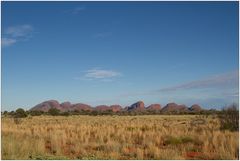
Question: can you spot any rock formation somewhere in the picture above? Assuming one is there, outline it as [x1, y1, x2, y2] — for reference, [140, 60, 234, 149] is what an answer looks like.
[189, 104, 202, 112]
[146, 104, 161, 110]
[30, 100, 203, 113]
[127, 101, 145, 111]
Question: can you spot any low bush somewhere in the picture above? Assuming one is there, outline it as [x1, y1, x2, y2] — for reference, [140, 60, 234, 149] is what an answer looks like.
[29, 110, 44, 116]
[218, 104, 239, 131]
[48, 108, 60, 116]
[14, 108, 27, 118]
[29, 154, 69, 160]
[180, 136, 194, 143]
[61, 112, 70, 116]
[163, 136, 182, 145]
[163, 136, 200, 146]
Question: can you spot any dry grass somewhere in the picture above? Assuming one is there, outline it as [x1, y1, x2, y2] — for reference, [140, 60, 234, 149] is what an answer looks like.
[1, 115, 239, 160]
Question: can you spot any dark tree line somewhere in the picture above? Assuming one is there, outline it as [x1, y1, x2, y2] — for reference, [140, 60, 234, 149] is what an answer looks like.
[2, 104, 239, 132]
[218, 103, 239, 131]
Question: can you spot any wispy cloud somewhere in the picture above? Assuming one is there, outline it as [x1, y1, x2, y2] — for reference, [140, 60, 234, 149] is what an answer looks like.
[71, 6, 85, 14]
[85, 69, 121, 79]
[1, 38, 17, 47]
[76, 68, 122, 81]
[5, 25, 33, 38]
[119, 70, 239, 98]
[222, 91, 239, 97]
[93, 32, 112, 38]
[2, 24, 34, 47]
[158, 70, 238, 92]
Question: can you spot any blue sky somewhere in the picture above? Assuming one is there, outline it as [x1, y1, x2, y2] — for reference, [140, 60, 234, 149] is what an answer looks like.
[2, 2, 239, 111]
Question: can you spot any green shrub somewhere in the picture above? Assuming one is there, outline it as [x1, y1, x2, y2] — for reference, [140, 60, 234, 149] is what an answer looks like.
[14, 108, 27, 118]
[3, 111, 8, 115]
[29, 154, 69, 160]
[218, 103, 239, 131]
[81, 154, 99, 160]
[48, 108, 60, 116]
[61, 111, 70, 116]
[180, 136, 194, 143]
[90, 111, 99, 116]
[9, 111, 15, 116]
[163, 136, 199, 146]
[163, 136, 182, 145]
[29, 110, 43, 116]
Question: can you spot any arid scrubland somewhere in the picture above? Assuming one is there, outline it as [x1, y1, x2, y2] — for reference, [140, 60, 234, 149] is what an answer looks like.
[1, 115, 239, 160]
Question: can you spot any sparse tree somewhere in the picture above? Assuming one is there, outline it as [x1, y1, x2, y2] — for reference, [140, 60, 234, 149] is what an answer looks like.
[14, 108, 27, 118]
[3, 111, 8, 115]
[218, 103, 239, 131]
[29, 110, 44, 116]
[61, 111, 70, 116]
[48, 108, 60, 116]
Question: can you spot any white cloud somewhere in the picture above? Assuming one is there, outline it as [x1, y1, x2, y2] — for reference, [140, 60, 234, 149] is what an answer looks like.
[1, 38, 17, 47]
[5, 25, 33, 38]
[2, 24, 34, 47]
[119, 70, 239, 98]
[76, 68, 122, 81]
[158, 70, 238, 92]
[84, 69, 121, 79]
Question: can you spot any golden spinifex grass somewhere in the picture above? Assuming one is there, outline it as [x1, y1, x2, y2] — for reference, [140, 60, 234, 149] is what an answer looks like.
[1, 115, 239, 159]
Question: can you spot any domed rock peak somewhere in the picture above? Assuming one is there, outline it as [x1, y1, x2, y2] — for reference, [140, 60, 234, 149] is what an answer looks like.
[147, 104, 161, 110]
[189, 104, 202, 112]
[128, 101, 145, 110]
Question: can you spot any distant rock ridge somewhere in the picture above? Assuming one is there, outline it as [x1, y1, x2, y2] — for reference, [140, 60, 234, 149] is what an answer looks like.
[109, 105, 122, 112]
[161, 103, 203, 113]
[60, 102, 71, 110]
[126, 101, 145, 111]
[31, 100, 62, 112]
[189, 104, 202, 112]
[146, 104, 161, 110]
[71, 103, 92, 111]
[30, 100, 202, 112]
